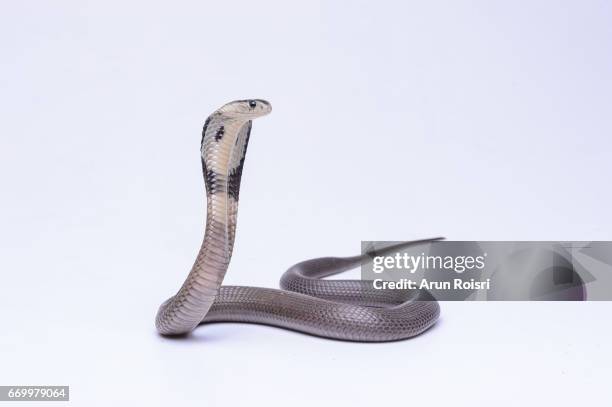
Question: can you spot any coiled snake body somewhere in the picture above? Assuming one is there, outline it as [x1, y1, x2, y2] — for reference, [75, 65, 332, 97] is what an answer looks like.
[155, 99, 440, 341]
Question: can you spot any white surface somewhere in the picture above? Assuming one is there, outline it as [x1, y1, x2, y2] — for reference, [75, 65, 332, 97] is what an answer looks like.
[1, 1, 611, 406]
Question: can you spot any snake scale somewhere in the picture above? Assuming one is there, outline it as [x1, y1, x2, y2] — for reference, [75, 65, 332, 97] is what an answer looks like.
[155, 99, 440, 341]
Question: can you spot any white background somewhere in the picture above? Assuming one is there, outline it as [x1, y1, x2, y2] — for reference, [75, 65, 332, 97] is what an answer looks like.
[1, 1, 611, 406]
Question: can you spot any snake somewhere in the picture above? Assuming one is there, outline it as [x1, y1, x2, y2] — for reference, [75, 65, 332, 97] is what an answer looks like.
[155, 99, 441, 342]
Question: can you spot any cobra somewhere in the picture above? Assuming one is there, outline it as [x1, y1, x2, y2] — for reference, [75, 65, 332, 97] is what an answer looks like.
[155, 99, 441, 341]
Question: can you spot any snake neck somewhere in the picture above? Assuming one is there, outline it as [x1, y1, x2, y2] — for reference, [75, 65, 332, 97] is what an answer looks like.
[155, 115, 252, 335]
[200, 115, 252, 266]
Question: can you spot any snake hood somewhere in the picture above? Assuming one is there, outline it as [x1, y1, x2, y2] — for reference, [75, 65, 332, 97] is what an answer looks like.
[199, 99, 271, 198]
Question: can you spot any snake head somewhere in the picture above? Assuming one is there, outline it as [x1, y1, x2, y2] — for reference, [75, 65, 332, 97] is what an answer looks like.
[217, 99, 272, 120]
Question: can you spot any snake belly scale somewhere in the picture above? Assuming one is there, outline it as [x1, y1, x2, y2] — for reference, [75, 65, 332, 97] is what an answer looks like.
[155, 99, 440, 341]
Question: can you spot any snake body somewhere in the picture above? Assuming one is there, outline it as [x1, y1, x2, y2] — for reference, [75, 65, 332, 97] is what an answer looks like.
[155, 99, 440, 341]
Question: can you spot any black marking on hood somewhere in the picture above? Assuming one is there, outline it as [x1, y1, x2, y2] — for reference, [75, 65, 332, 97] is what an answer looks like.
[227, 122, 252, 201]
[201, 158, 211, 193]
[201, 162, 224, 195]
[201, 116, 211, 147]
[215, 125, 225, 141]
[201, 116, 213, 192]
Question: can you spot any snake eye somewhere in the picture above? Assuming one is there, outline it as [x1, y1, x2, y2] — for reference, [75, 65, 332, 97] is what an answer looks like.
[248, 100, 257, 109]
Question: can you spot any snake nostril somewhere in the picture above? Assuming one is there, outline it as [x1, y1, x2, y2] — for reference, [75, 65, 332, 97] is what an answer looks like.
[248, 100, 257, 109]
